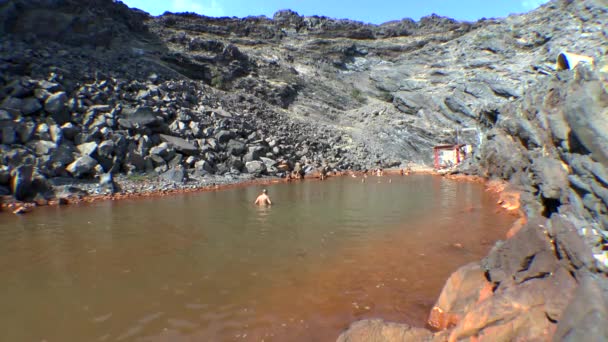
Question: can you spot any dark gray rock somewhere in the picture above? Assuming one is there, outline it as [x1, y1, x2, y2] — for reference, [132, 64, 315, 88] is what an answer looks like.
[148, 154, 166, 167]
[444, 95, 476, 118]
[0, 185, 10, 196]
[500, 117, 543, 148]
[531, 157, 568, 200]
[33, 140, 58, 156]
[245, 160, 266, 174]
[44, 92, 69, 123]
[550, 215, 597, 271]
[66, 155, 98, 178]
[392, 91, 425, 115]
[98, 140, 115, 157]
[60, 122, 79, 141]
[260, 157, 277, 168]
[159, 134, 198, 155]
[226, 139, 246, 156]
[124, 151, 145, 172]
[243, 146, 265, 162]
[547, 110, 570, 144]
[488, 82, 521, 98]
[194, 159, 216, 174]
[554, 274, 608, 341]
[49, 124, 63, 144]
[482, 219, 557, 289]
[0, 109, 12, 121]
[564, 78, 608, 166]
[228, 157, 244, 171]
[149, 142, 176, 161]
[479, 129, 528, 180]
[161, 168, 187, 183]
[0, 97, 23, 115]
[568, 175, 592, 194]
[215, 130, 234, 144]
[20, 97, 42, 115]
[167, 154, 183, 168]
[0, 165, 10, 185]
[588, 159, 608, 187]
[77, 141, 98, 156]
[1, 126, 16, 144]
[9, 164, 34, 200]
[118, 106, 160, 129]
[590, 180, 608, 208]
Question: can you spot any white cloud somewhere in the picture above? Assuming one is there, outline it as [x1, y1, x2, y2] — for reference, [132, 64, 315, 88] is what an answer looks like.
[171, 0, 224, 17]
[521, 0, 549, 10]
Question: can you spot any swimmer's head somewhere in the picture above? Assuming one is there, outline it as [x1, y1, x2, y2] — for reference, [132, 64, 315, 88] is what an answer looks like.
[262, 189, 267, 194]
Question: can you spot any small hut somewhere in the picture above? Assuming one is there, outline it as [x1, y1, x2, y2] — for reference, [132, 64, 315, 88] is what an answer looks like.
[433, 144, 466, 170]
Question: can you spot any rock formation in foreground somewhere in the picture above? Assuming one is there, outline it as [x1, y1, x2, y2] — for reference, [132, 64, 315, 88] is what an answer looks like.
[1, 0, 607, 340]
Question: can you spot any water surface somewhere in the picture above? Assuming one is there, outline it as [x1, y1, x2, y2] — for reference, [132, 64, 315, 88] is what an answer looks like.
[0, 175, 514, 341]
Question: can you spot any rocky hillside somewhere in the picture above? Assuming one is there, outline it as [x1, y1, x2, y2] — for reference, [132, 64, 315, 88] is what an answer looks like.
[1, 0, 608, 339]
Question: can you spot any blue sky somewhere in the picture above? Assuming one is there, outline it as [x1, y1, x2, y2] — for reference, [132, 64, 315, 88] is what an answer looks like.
[120, 0, 550, 24]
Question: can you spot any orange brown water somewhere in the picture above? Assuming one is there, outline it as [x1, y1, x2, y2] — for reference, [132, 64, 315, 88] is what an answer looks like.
[0, 175, 514, 341]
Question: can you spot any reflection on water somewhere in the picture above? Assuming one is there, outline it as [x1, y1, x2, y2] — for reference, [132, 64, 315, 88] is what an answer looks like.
[0, 175, 514, 341]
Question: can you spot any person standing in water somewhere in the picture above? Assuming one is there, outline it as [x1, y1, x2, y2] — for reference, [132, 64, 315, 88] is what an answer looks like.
[254, 189, 272, 206]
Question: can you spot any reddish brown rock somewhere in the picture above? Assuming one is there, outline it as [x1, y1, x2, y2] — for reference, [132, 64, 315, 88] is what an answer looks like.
[428, 262, 489, 330]
[428, 219, 580, 341]
[446, 271, 576, 342]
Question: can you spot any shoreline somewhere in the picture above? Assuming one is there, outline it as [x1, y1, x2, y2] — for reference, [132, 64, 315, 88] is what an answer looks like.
[1, 166, 441, 213]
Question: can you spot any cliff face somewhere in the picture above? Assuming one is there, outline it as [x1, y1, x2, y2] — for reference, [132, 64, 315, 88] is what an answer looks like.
[1, 0, 608, 339]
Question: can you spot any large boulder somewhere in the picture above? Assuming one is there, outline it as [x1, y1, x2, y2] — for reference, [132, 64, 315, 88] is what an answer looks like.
[194, 160, 216, 174]
[1, 125, 16, 145]
[226, 139, 246, 156]
[149, 142, 176, 161]
[98, 140, 115, 157]
[564, 74, 608, 166]
[479, 129, 528, 180]
[66, 155, 98, 178]
[118, 106, 160, 129]
[215, 130, 234, 144]
[245, 160, 266, 174]
[243, 146, 265, 162]
[20, 97, 42, 115]
[531, 157, 568, 200]
[77, 141, 98, 157]
[0, 97, 23, 115]
[0, 109, 12, 121]
[482, 220, 559, 289]
[161, 168, 187, 183]
[392, 92, 425, 115]
[10, 164, 34, 200]
[60, 122, 79, 141]
[159, 134, 198, 155]
[44, 92, 69, 123]
[428, 262, 489, 330]
[124, 151, 146, 172]
[33, 140, 57, 156]
[554, 274, 608, 341]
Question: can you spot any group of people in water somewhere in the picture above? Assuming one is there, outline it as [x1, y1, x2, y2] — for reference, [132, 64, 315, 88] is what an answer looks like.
[255, 166, 414, 206]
